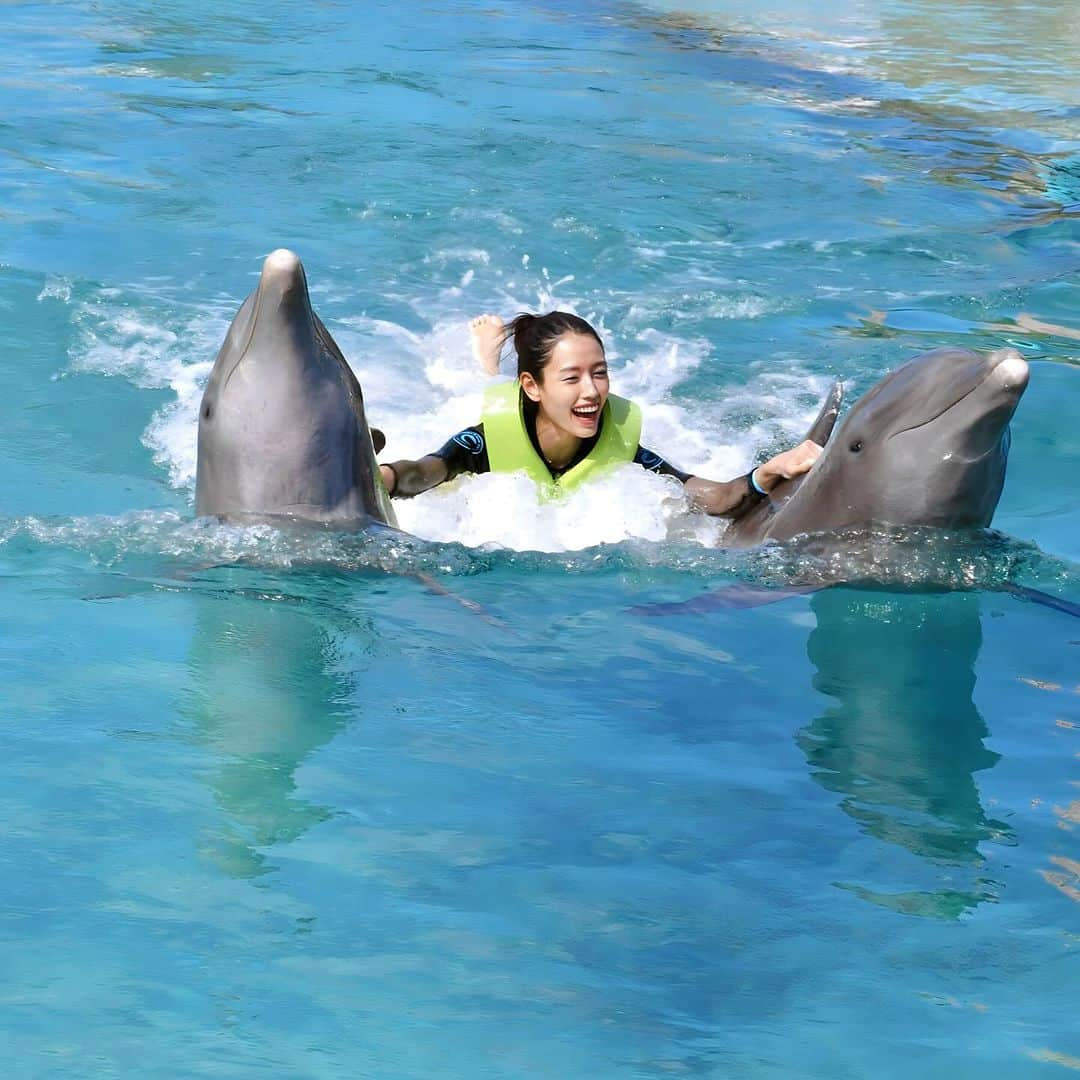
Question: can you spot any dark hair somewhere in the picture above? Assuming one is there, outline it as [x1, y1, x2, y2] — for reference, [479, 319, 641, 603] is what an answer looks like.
[504, 311, 604, 383]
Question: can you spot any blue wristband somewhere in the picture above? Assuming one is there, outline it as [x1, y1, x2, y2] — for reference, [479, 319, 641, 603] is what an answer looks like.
[748, 468, 768, 496]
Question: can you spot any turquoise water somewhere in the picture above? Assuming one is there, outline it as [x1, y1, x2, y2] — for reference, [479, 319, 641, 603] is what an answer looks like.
[2, 1, 1079, 1075]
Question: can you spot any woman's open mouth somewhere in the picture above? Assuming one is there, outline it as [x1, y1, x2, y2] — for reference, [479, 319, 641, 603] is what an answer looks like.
[572, 403, 600, 426]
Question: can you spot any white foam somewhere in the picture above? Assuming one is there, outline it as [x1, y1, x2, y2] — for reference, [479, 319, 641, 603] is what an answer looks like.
[37, 276, 73, 303]
[65, 287, 228, 488]
[393, 466, 725, 553]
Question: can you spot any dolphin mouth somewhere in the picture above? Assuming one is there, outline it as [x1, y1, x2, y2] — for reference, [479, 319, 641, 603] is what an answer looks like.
[220, 289, 263, 396]
[889, 349, 1029, 440]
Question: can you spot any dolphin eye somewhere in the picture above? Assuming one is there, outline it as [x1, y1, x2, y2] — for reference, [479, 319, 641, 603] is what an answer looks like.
[849, 439, 863, 452]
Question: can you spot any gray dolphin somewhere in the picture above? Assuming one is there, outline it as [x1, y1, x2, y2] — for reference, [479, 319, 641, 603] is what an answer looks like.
[725, 346, 1029, 547]
[195, 249, 396, 529]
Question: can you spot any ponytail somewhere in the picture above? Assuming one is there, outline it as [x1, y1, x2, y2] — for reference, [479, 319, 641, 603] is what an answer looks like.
[505, 311, 604, 383]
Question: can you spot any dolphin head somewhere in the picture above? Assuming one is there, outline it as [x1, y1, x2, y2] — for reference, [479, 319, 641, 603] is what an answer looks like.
[770, 347, 1028, 538]
[195, 249, 395, 528]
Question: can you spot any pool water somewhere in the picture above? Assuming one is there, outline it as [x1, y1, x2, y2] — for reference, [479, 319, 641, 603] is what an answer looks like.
[1, 1, 1078, 1075]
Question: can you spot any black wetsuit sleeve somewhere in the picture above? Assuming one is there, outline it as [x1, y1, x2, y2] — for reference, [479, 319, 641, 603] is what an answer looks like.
[635, 445, 692, 484]
[429, 424, 491, 482]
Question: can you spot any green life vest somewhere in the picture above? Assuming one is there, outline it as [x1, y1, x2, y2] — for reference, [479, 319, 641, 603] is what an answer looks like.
[481, 381, 642, 498]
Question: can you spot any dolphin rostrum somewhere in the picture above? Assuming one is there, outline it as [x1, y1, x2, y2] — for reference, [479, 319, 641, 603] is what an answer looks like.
[195, 249, 396, 529]
[724, 346, 1029, 547]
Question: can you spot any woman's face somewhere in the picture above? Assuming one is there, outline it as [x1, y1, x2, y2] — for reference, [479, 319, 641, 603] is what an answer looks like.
[521, 332, 609, 440]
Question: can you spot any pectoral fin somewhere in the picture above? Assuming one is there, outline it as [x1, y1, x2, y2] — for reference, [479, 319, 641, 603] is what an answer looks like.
[630, 583, 820, 615]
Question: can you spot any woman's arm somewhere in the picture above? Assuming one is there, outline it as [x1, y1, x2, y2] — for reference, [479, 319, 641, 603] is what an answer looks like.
[684, 439, 822, 518]
[380, 424, 490, 498]
[381, 456, 450, 499]
[683, 473, 761, 518]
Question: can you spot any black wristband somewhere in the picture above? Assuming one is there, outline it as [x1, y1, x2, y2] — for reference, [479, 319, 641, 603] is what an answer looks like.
[744, 469, 767, 503]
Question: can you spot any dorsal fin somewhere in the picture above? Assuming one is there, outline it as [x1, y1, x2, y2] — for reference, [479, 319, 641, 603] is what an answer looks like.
[805, 380, 843, 447]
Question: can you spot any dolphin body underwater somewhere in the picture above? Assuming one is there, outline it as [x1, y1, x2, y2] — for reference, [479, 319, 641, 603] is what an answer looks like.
[196, 249, 396, 529]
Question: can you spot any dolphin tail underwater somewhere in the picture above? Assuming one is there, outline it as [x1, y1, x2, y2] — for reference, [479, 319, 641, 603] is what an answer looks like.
[195, 249, 397, 529]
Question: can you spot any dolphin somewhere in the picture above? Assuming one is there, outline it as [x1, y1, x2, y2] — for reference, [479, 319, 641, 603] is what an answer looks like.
[195, 249, 396, 529]
[724, 346, 1029, 547]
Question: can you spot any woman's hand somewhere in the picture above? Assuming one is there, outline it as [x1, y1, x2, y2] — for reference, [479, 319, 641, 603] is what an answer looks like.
[754, 439, 822, 492]
[380, 464, 397, 494]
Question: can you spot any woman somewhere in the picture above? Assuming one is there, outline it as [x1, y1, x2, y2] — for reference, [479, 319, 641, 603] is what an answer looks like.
[379, 311, 820, 516]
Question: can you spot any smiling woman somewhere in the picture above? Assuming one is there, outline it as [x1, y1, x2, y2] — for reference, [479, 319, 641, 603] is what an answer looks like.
[380, 311, 822, 515]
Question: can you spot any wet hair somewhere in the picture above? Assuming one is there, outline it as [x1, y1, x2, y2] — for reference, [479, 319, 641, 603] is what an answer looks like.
[504, 311, 604, 383]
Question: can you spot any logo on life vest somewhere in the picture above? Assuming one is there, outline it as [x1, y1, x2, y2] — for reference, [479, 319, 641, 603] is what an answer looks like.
[453, 430, 485, 455]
